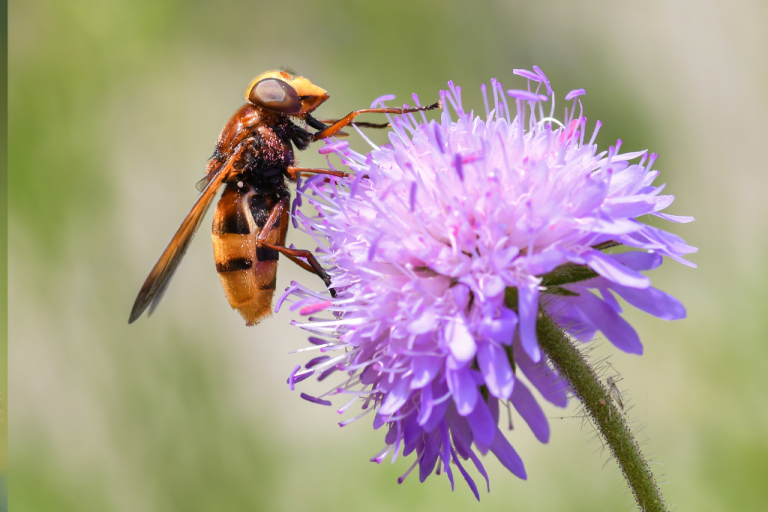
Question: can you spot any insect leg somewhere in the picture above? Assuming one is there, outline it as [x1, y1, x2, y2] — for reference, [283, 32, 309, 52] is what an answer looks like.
[257, 198, 335, 296]
[284, 253, 316, 274]
[286, 166, 349, 180]
[315, 120, 391, 129]
[311, 101, 441, 141]
[260, 242, 334, 296]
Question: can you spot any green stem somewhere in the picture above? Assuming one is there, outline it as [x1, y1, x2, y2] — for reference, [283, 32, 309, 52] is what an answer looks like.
[534, 311, 668, 512]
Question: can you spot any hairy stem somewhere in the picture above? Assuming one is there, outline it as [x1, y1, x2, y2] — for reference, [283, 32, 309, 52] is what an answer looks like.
[534, 311, 668, 512]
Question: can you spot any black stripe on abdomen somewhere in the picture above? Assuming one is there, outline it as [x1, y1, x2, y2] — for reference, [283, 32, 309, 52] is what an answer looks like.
[249, 195, 271, 228]
[212, 184, 251, 235]
[256, 246, 279, 261]
[216, 258, 253, 273]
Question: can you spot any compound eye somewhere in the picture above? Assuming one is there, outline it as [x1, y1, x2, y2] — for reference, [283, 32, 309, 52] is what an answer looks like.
[248, 78, 301, 114]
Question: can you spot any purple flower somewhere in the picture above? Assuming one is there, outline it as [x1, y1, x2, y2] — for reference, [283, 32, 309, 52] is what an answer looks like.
[277, 67, 695, 499]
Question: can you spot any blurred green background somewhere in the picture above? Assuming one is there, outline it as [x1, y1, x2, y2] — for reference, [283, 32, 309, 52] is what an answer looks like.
[8, 0, 768, 510]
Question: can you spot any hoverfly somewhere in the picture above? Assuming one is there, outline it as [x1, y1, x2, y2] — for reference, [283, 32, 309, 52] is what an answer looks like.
[129, 70, 439, 326]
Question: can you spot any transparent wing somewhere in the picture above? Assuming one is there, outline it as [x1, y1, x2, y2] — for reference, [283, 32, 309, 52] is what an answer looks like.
[128, 160, 236, 323]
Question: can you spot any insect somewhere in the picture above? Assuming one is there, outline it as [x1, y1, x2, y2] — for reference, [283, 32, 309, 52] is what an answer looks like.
[129, 70, 439, 326]
[606, 376, 624, 410]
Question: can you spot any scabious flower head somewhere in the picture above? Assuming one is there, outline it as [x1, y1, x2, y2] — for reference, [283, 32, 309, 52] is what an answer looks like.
[277, 67, 696, 499]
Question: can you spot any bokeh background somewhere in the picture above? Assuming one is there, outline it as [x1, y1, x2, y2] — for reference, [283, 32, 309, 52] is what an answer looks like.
[8, 0, 768, 510]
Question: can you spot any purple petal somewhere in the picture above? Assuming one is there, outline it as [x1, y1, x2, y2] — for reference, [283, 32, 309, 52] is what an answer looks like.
[512, 69, 541, 81]
[287, 371, 314, 386]
[418, 434, 440, 482]
[612, 149, 649, 163]
[527, 249, 567, 275]
[654, 212, 695, 223]
[454, 153, 464, 181]
[317, 366, 338, 382]
[583, 250, 650, 289]
[609, 284, 686, 320]
[477, 342, 514, 399]
[409, 181, 417, 212]
[511, 380, 550, 443]
[422, 381, 451, 432]
[489, 429, 527, 480]
[565, 89, 586, 100]
[380, 376, 413, 415]
[478, 307, 518, 346]
[451, 446, 480, 501]
[465, 399, 496, 446]
[518, 283, 541, 362]
[448, 367, 479, 416]
[470, 454, 491, 494]
[438, 423, 454, 490]
[587, 218, 644, 235]
[373, 413, 387, 430]
[571, 176, 608, 216]
[507, 89, 548, 102]
[370, 94, 396, 108]
[487, 396, 500, 426]
[403, 414, 422, 456]
[649, 194, 675, 212]
[599, 287, 622, 313]
[556, 303, 599, 342]
[407, 309, 437, 334]
[480, 275, 505, 298]
[515, 341, 568, 407]
[446, 315, 477, 363]
[360, 364, 381, 385]
[417, 381, 433, 426]
[385, 423, 398, 445]
[532, 66, 553, 96]
[288, 364, 301, 390]
[306, 356, 331, 369]
[611, 251, 662, 271]
[318, 140, 349, 155]
[571, 291, 643, 354]
[452, 432, 490, 493]
[604, 198, 656, 218]
[448, 407, 474, 446]
[300, 393, 332, 406]
[411, 355, 443, 389]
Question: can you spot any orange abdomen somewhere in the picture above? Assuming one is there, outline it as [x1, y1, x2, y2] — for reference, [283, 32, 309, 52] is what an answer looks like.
[211, 184, 287, 326]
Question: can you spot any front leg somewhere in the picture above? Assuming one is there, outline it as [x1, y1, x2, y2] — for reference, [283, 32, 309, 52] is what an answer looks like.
[311, 102, 441, 141]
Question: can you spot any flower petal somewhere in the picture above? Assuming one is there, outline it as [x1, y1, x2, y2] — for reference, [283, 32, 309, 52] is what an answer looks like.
[422, 380, 451, 431]
[582, 250, 650, 289]
[408, 309, 437, 334]
[477, 342, 514, 400]
[418, 434, 440, 483]
[611, 251, 662, 271]
[489, 429, 527, 480]
[465, 399, 497, 446]
[527, 249, 566, 275]
[609, 284, 686, 320]
[478, 307, 518, 346]
[514, 340, 568, 407]
[448, 368, 479, 416]
[511, 380, 550, 443]
[571, 290, 643, 354]
[446, 315, 477, 364]
[379, 376, 413, 415]
[411, 355, 443, 389]
[517, 283, 541, 362]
